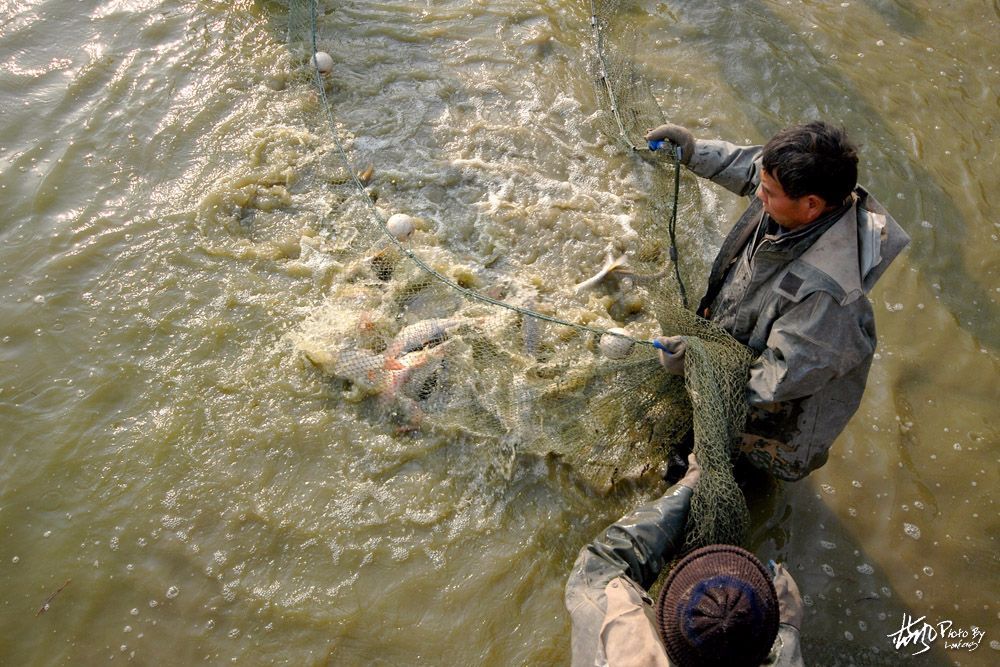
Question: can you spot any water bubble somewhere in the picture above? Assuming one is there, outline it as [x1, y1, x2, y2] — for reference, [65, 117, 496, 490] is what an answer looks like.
[851, 480, 862, 488]
[857, 563, 874, 575]
[821, 564, 835, 577]
[123, 625, 132, 633]
[130, 608, 139, 616]
[802, 595, 814, 607]
[206, 619, 216, 630]
[165, 586, 179, 599]
[859, 620, 868, 631]
[916, 590, 923, 600]
[149, 599, 158, 608]
[43, 530, 51, 538]
[914, 501, 925, 510]
[845, 631, 854, 641]
[880, 587, 892, 598]
[922, 566, 934, 577]
[228, 628, 240, 639]
[33, 295, 45, 304]
[12, 556, 19, 564]
[990, 639, 999, 650]
[110, 536, 119, 551]
[847, 507, 857, 517]
[903, 523, 921, 539]
[821, 484, 835, 495]
[819, 540, 837, 550]
[953, 442, 962, 451]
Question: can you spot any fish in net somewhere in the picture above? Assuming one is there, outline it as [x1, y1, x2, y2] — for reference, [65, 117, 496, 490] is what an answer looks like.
[277, 0, 753, 550]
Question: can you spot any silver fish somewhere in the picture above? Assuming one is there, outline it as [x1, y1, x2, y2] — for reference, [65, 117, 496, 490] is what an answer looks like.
[574, 253, 629, 293]
[384, 317, 475, 359]
[306, 344, 451, 402]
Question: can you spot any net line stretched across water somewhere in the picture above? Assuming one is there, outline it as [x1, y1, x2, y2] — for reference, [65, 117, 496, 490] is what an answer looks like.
[282, 0, 753, 548]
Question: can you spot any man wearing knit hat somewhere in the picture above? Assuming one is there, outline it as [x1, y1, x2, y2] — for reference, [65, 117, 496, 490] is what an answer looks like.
[565, 454, 805, 666]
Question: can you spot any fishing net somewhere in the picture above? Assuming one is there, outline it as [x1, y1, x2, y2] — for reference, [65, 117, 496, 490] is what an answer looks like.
[275, 0, 752, 548]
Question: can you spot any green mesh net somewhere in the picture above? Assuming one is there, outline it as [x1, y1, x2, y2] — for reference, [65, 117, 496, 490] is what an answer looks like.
[276, 0, 753, 549]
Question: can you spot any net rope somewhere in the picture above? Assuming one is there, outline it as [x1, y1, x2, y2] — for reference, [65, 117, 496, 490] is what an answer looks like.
[281, 0, 754, 548]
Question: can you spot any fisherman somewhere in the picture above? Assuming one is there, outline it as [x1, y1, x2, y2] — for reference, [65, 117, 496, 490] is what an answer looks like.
[565, 453, 805, 666]
[647, 121, 909, 481]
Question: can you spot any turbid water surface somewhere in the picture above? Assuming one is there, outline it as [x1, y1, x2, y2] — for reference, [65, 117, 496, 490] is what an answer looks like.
[1, 1, 997, 665]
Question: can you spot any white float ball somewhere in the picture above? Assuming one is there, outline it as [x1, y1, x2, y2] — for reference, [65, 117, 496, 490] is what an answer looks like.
[599, 327, 634, 360]
[312, 51, 334, 75]
[386, 213, 416, 240]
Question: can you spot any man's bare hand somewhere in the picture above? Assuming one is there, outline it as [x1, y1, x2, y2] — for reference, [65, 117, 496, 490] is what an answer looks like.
[678, 452, 701, 491]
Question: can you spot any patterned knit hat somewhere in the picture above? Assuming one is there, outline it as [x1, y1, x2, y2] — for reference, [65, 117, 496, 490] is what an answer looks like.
[655, 545, 779, 667]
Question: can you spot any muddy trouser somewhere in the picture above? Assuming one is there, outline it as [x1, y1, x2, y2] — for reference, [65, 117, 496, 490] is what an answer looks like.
[564, 485, 692, 667]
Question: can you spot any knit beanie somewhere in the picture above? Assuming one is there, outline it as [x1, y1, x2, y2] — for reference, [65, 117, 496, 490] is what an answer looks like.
[655, 545, 779, 667]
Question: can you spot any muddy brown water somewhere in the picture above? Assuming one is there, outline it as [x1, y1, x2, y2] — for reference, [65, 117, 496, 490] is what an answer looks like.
[1, 1, 996, 664]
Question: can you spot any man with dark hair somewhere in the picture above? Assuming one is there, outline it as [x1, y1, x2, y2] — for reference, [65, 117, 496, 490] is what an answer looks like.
[565, 454, 805, 666]
[646, 121, 909, 480]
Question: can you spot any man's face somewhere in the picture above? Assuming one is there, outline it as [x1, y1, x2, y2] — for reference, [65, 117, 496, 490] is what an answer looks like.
[756, 170, 824, 229]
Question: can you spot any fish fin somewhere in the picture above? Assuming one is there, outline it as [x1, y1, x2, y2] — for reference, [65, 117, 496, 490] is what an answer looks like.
[574, 253, 628, 293]
[356, 163, 375, 185]
[384, 357, 406, 370]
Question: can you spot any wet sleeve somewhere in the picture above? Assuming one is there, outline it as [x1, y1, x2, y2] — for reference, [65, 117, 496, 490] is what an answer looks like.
[687, 139, 763, 197]
[768, 625, 805, 667]
[564, 484, 692, 667]
[748, 292, 875, 404]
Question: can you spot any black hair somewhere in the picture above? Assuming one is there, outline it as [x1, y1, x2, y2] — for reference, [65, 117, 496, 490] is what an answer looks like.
[761, 121, 858, 204]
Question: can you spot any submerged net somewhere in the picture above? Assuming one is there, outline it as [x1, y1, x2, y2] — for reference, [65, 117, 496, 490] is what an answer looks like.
[276, 0, 753, 548]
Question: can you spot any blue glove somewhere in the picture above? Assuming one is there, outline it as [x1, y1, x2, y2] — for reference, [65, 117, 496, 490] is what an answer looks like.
[644, 124, 694, 165]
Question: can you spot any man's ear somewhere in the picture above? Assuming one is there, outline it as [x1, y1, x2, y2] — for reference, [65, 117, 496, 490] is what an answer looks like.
[804, 194, 829, 216]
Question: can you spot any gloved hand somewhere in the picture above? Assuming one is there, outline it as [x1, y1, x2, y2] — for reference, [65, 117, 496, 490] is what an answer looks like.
[772, 563, 805, 630]
[653, 335, 686, 375]
[644, 123, 695, 165]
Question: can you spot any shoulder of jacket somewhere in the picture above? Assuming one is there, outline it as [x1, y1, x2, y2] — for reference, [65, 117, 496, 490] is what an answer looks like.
[774, 205, 866, 306]
[772, 261, 849, 305]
